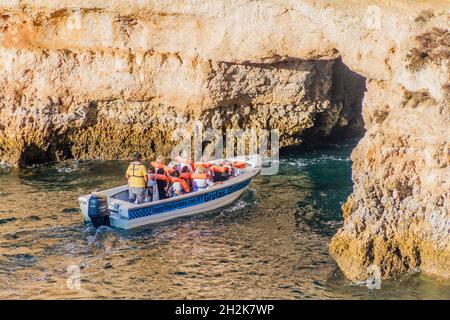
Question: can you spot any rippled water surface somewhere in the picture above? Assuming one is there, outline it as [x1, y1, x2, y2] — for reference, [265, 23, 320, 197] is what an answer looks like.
[1, 141, 450, 299]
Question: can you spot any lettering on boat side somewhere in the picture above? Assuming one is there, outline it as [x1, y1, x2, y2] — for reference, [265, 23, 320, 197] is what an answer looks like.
[128, 179, 251, 220]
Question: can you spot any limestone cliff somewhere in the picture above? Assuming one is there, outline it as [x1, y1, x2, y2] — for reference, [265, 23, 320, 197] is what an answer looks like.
[0, 0, 449, 281]
[0, 0, 364, 165]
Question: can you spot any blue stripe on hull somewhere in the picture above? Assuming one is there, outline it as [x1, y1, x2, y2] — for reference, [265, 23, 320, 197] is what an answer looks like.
[128, 178, 251, 220]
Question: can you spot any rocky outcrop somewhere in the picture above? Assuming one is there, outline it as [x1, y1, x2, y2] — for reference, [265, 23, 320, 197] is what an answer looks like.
[330, 28, 450, 280]
[0, 50, 347, 164]
[0, 0, 449, 281]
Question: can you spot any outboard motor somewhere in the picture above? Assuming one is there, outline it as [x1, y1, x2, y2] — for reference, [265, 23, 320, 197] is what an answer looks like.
[88, 193, 110, 228]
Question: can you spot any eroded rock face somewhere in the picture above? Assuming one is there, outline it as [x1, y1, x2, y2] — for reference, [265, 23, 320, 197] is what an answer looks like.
[0, 48, 356, 164]
[0, 1, 364, 166]
[327, 9, 449, 281]
[330, 84, 450, 280]
[0, 0, 449, 280]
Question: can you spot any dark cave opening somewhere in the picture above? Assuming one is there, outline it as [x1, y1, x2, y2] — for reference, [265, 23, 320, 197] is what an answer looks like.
[299, 58, 367, 146]
[19, 139, 73, 167]
[328, 58, 367, 140]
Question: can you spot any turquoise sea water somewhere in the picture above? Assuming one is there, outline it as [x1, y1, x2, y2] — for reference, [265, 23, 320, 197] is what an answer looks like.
[1, 140, 450, 299]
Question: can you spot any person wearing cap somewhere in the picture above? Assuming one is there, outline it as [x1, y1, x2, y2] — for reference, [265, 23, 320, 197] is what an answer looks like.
[125, 152, 148, 204]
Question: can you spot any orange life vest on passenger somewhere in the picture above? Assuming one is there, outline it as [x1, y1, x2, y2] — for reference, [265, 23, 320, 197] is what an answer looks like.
[150, 161, 164, 169]
[169, 177, 190, 193]
[150, 162, 175, 175]
[232, 161, 246, 169]
[191, 173, 209, 190]
[180, 172, 191, 180]
[194, 162, 213, 168]
[191, 173, 207, 179]
[210, 165, 229, 173]
[148, 173, 170, 181]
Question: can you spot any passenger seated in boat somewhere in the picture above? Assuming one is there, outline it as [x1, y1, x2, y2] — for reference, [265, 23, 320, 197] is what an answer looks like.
[146, 167, 156, 202]
[125, 152, 148, 204]
[168, 170, 190, 197]
[224, 161, 235, 176]
[192, 166, 214, 191]
[180, 165, 192, 190]
[210, 163, 230, 182]
[155, 168, 169, 200]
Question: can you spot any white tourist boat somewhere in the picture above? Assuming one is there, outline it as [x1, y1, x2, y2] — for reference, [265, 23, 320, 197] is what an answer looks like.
[78, 156, 261, 230]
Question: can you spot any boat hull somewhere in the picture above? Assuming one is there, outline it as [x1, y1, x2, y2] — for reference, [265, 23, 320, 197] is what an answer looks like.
[111, 184, 248, 229]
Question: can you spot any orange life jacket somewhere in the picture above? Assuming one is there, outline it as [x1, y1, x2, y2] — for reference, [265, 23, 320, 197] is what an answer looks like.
[232, 161, 247, 169]
[210, 165, 229, 173]
[191, 173, 207, 180]
[151, 162, 175, 174]
[148, 173, 170, 181]
[180, 172, 191, 180]
[194, 162, 213, 168]
[169, 177, 190, 193]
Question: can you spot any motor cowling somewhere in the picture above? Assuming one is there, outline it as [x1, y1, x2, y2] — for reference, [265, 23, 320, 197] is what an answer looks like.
[88, 193, 110, 228]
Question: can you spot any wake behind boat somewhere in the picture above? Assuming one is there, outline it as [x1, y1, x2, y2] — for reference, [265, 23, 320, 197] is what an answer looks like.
[79, 156, 261, 230]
